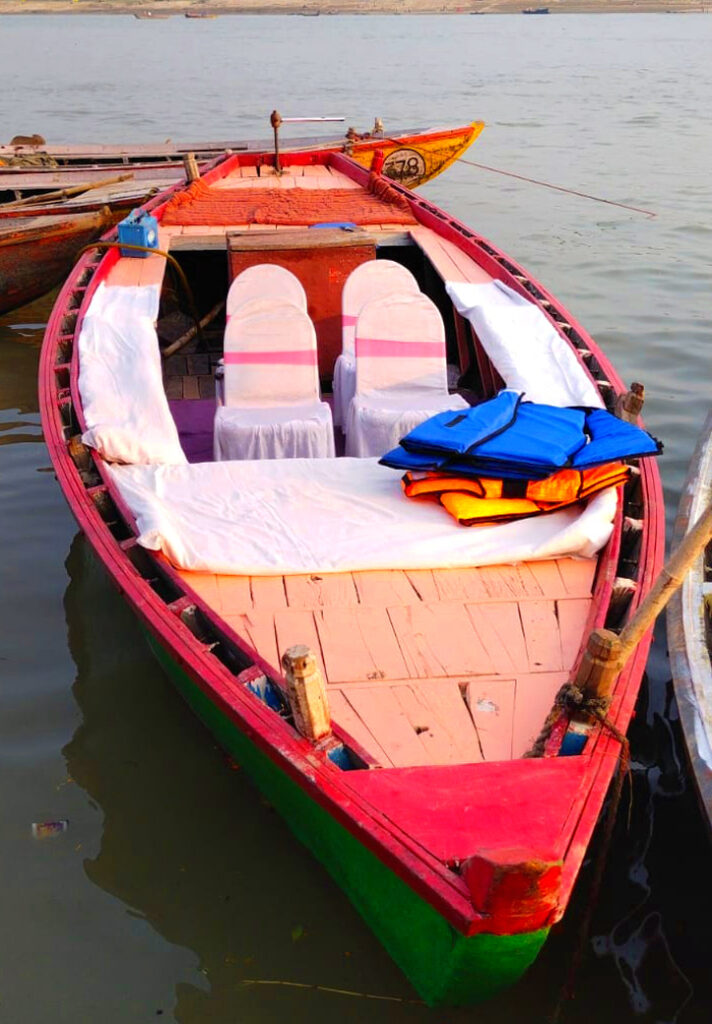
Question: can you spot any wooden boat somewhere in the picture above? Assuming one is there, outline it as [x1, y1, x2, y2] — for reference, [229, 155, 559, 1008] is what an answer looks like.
[0, 122, 484, 202]
[0, 207, 112, 316]
[667, 411, 712, 826]
[39, 147, 663, 1005]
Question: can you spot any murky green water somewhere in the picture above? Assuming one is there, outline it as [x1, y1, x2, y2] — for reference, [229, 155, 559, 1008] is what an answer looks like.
[1, 13, 711, 1023]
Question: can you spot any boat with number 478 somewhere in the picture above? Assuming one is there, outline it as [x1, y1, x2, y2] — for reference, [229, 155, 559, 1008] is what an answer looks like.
[39, 143, 664, 1005]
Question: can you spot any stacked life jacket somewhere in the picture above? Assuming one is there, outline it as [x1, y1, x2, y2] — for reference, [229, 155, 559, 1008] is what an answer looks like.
[380, 390, 662, 527]
[401, 463, 631, 526]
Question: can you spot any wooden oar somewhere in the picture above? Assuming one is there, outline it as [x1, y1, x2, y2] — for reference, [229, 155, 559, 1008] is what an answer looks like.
[0, 172, 136, 210]
[577, 500, 712, 701]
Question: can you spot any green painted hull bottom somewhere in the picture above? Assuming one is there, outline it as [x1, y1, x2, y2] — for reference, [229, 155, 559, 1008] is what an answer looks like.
[147, 635, 549, 1005]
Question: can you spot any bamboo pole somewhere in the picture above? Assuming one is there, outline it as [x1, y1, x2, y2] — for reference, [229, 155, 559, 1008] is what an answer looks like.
[0, 172, 135, 210]
[575, 500, 712, 700]
[161, 300, 225, 358]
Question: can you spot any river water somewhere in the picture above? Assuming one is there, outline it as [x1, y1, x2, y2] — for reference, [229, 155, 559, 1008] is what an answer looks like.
[0, 12, 711, 1023]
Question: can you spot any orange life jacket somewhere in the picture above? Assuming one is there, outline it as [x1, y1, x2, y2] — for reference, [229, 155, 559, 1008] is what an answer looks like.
[401, 463, 629, 526]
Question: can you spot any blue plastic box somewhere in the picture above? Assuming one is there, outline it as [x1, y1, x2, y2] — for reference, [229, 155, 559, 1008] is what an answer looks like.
[117, 209, 159, 258]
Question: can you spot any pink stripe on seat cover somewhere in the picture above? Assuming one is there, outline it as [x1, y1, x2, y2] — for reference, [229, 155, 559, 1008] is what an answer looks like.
[224, 350, 318, 366]
[341, 314, 359, 327]
[355, 337, 446, 358]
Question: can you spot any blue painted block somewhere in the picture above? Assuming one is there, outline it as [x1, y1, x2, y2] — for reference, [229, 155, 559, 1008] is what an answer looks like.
[117, 209, 159, 258]
[559, 730, 589, 756]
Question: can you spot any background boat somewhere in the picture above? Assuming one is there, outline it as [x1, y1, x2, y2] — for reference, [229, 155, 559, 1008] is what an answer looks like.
[0, 207, 113, 316]
[0, 122, 484, 203]
[667, 411, 712, 830]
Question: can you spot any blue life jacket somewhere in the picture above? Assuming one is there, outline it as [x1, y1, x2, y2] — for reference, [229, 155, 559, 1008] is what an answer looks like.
[572, 408, 661, 468]
[380, 391, 662, 479]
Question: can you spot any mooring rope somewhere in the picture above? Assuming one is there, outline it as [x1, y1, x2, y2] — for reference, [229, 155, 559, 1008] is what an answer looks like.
[457, 157, 657, 219]
[529, 682, 632, 1023]
[375, 133, 656, 218]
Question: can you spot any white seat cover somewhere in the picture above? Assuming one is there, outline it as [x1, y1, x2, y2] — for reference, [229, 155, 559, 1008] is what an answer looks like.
[226, 264, 307, 322]
[333, 259, 420, 427]
[214, 301, 334, 461]
[345, 291, 468, 457]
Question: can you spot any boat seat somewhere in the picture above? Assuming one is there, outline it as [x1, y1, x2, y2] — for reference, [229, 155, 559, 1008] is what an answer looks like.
[214, 301, 334, 461]
[226, 264, 308, 323]
[333, 259, 420, 429]
[344, 292, 469, 458]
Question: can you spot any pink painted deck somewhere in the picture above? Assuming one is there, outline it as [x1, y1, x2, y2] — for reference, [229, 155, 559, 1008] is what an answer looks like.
[174, 557, 597, 768]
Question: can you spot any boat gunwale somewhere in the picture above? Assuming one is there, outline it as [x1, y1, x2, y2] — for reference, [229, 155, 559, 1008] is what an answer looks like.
[40, 148, 664, 937]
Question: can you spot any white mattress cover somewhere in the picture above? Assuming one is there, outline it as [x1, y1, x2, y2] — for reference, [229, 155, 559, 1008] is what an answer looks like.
[445, 280, 604, 409]
[108, 457, 617, 576]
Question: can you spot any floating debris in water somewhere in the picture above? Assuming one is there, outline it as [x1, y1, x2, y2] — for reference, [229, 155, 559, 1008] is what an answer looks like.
[241, 979, 424, 1004]
[32, 820, 68, 839]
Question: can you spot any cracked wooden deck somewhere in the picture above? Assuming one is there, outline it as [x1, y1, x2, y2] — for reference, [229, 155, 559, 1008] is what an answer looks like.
[175, 557, 596, 768]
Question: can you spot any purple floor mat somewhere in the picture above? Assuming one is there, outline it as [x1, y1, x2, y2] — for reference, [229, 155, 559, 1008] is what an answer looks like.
[169, 395, 343, 462]
[168, 398, 216, 463]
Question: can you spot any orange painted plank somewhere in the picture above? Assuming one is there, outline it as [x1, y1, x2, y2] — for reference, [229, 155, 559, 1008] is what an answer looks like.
[390, 684, 456, 765]
[352, 570, 422, 606]
[284, 572, 358, 609]
[176, 570, 220, 609]
[556, 597, 592, 669]
[274, 607, 327, 680]
[557, 557, 597, 597]
[105, 258, 144, 288]
[528, 560, 569, 600]
[518, 600, 564, 672]
[215, 574, 253, 615]
[511, 671, 568, 758]
[315, 605, 409, 683]
[399, 680, 483, 765]
[345, 685, 432, 768]
[222, 611, 280, 670]
[180, 225, 229, 235]
[476, 564, 545, 601]
[387, 602, 495, 678]
[295, 176, 324, 191]
[302, 164, 333, 177]
[435, 234, 492, 285]
[464, 676, 516, 761]
[432, 568, 489, 603]
[403, 569, 439, 603]
[466, 602, 530, 675]
[328, 689, 394, 767]
[250, 576, 288, 610]
[410, 226, 463, 280]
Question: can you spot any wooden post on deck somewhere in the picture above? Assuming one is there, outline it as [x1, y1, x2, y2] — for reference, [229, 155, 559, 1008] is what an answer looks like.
[575, 499, 712, 701]
[183, 152, 200, 183]
[281, 645, 331, 742]
[615, 381, 645, 423]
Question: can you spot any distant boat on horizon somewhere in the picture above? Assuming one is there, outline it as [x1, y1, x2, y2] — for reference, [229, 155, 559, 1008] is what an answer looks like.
[522, 6, 550, 12]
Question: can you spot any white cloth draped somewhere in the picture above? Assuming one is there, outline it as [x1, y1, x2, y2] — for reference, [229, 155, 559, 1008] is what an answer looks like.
[108, 457, 617, 576]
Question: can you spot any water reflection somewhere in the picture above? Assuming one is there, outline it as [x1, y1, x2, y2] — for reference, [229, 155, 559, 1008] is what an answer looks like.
[59, 535, 712, 1023]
